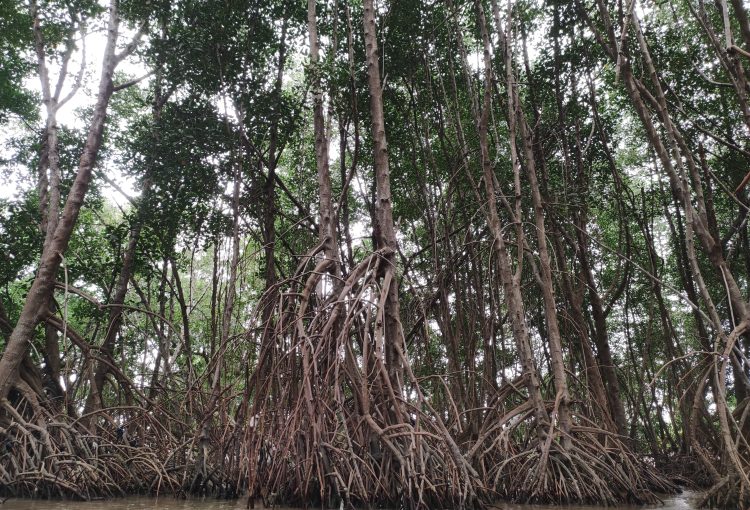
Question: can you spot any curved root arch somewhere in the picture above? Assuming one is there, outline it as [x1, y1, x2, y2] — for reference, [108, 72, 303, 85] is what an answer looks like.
[467, 378, 677, 505]
[0, 401, 183, 499]
[245, 248, 486, 509]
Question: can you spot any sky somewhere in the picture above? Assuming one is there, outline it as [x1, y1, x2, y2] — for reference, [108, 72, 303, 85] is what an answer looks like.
[1, 13, 147, 208]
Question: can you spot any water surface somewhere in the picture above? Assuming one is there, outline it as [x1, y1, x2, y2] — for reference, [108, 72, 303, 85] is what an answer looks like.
[0, 491, 700, 510]
[494, 491, 699, 510]
[2, 498, 249, 510]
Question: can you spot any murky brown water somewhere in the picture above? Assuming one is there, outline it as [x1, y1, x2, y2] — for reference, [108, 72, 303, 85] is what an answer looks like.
[2, 498, 249, 510]
[0, 491, 700, 510]
[494, 491, 699, 509]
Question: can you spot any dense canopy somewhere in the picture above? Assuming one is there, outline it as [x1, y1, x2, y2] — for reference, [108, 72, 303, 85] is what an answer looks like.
[1, 0, 750, 508]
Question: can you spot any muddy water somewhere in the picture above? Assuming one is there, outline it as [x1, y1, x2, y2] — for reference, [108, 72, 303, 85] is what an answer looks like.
[0, 498, 250, 510]
[495, 491, 699, 510]
[0, 491, 700, 510]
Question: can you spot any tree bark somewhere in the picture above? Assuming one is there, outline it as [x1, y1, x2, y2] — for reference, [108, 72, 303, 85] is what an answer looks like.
[363, 0, 404, 387]
[309, 0, 339, 270]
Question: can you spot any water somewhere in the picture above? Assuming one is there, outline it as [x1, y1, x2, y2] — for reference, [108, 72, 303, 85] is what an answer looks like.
[494, 491, 700, 510]
[0, 491, 700, 510]
[1, 498, 251, 510]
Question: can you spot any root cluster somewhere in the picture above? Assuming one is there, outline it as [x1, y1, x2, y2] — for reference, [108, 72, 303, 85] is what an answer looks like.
[1, 249, 681, 507]
[477, 420, 676, 505]
[241, 248, 676, 509]
[700, 473, 750, 509]
[0, 393, 253, 501]
[244, 248, 485, 509]
[0, 402, 182, 499]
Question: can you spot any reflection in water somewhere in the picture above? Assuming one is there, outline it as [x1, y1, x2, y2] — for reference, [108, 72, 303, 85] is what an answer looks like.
[1, 491, 699, 510]
[1, 498, 251, 510]
[494, 491, 699, 510]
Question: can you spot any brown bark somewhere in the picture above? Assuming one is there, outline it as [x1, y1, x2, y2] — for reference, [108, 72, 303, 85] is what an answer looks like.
[363, 0, 404, 387]
[730, 0, 750, 50]
[583, 75, 632, 436]
[308, 0, 339, 270]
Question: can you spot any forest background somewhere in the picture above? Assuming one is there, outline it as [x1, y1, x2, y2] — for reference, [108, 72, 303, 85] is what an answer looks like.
[2, 0, 750, 508]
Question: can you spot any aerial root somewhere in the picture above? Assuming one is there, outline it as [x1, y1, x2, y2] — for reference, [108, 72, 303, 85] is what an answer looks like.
[245, 248, 487, 509]
[468, 400, 678, 506]
[0, 401, 187, 499]
[700, 471, 750, 509]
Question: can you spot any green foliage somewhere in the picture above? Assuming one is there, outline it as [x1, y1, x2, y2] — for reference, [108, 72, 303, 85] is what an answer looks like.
[1, 2, 750, 499]
[0, 196, 42, 287]
[0, 1, 36, 123]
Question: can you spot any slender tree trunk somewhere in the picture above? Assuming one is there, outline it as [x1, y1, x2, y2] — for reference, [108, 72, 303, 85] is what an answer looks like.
[468, 0, 550, 436]
[507, 26, 573, 446]
[83, 56, 168, 420]
[83, 198, 149, 416]
[309, 0, 339, 269]
[363, 0, 404, 388]
[32, 0, 84, 408]
[576, 226, 629, 436]
[257, 22, 287, 392]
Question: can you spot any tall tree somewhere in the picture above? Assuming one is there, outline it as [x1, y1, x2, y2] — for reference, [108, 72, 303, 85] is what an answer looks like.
[0, 0, 143, 401]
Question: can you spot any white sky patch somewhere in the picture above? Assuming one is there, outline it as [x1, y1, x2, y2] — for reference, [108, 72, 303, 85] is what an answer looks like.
[1, 13, 148, 206]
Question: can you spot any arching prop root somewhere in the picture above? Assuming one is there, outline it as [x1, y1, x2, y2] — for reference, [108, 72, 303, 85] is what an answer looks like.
[469, 403, 678, 505]
[0, 400, 183, 499]
[700, 472, 750, 509]
[245, 248, 487, 509]
[182, 410, 249, 499]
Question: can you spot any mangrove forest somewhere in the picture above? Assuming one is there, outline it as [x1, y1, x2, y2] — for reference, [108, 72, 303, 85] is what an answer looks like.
[1, 0, 750, 508]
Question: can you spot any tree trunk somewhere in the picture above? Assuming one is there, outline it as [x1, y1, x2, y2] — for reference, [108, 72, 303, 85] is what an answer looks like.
[82, 55, 168, 421]
[469, 0, 550, 437]
[257, 21, 287, 394]
[363, 0, 404, 388]
[309, 0, 339, 270]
